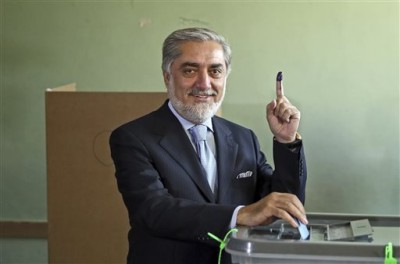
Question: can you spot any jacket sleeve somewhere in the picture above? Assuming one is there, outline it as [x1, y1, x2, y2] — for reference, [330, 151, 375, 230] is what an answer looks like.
[255, 135, 307, 204]
[272, 139, 307, 203]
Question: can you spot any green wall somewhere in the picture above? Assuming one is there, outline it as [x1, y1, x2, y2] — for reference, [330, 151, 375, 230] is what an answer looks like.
[1, 1, 399, 263]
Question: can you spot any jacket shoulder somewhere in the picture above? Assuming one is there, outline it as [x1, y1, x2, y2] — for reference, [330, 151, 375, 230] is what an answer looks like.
[112, 101, 170, 132]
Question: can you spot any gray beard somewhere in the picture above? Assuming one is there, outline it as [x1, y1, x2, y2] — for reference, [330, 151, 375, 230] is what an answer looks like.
[168, 90, 224, 124]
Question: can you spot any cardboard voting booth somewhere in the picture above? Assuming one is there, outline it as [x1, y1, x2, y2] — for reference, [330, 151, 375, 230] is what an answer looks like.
[46, 90, 167, 263]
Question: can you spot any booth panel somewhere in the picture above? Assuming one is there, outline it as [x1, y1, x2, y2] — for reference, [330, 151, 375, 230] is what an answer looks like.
[46, 91, 166, 263]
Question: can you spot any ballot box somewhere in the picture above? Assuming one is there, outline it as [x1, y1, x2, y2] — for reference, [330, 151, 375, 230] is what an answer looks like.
[226, 213, 400, 264]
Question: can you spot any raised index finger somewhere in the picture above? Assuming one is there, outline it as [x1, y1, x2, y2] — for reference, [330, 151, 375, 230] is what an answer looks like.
[276, 71, 284, 98]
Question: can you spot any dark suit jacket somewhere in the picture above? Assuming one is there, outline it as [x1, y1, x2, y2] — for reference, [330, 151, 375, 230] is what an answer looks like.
[110, 100, 306, 264]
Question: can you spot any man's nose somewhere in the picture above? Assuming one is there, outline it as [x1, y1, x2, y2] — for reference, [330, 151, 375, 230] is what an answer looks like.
[196, 70, 211, 90]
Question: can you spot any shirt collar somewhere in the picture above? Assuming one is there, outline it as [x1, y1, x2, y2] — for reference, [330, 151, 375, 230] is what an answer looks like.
[168, 101, 214, 132]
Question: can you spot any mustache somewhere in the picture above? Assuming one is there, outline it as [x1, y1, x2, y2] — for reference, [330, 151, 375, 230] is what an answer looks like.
[189, 88, 217, 96]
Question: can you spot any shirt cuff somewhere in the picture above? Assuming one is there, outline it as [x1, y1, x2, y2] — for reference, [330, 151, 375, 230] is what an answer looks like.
[230, 205, 245, 228]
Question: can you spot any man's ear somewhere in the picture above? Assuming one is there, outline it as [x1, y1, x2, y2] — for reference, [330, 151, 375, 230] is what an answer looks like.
[163, 72, 170, 86]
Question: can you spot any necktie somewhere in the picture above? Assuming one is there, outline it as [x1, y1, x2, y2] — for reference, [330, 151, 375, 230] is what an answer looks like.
[189, 125, 217, 192]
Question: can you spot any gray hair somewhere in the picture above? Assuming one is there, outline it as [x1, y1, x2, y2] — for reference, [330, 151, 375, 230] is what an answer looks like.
[162, 27, 232, 74]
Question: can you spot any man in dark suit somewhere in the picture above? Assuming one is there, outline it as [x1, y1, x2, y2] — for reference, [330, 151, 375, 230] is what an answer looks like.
[110, 27, 307, 264]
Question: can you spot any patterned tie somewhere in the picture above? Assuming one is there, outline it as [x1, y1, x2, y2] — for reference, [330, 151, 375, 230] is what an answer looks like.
[189, 125, 217, 192]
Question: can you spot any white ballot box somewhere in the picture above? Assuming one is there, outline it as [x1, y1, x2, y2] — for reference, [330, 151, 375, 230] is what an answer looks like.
[226, 213, 400, 264]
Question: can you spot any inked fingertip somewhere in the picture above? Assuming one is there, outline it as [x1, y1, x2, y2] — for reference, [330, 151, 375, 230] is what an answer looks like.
[276, 71, 283, 81]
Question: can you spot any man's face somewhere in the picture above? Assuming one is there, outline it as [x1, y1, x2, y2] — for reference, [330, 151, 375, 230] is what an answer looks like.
[163, 41, 227, 124]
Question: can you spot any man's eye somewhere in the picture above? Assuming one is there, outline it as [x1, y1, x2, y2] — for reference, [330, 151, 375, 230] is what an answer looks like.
[210, 68, 223, 78]
[182, 68, 196, 76]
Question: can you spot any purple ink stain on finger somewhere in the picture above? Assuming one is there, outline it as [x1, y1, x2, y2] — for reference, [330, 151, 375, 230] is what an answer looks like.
[276, 71, 283, 81]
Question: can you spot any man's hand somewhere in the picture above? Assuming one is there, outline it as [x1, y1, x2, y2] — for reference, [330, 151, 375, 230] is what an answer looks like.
[266, 72, 300, 143]
[236, 192, 308, 228]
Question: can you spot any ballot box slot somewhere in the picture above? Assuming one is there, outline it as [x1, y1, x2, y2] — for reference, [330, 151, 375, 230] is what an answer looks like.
[248, 218, 373, 242]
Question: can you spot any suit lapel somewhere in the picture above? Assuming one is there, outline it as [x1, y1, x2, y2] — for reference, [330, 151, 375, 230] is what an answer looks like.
[157, 103, 215, 202]
[212, 118, 238, 202]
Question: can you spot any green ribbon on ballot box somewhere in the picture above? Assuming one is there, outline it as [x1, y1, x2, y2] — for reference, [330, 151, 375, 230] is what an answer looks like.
[385, 242, 397, 264]
[208, 228, 238, 264]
